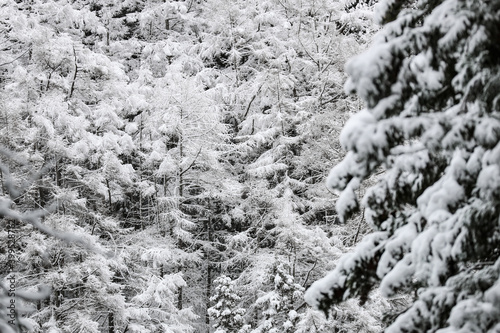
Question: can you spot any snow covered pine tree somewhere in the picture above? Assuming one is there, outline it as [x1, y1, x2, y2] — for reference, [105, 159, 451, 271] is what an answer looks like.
[208, 275, 248, 333]
[306, 0, 500, 332]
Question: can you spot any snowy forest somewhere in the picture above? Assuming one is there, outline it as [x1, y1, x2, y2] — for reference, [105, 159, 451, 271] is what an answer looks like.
[1, 0, 499, 332]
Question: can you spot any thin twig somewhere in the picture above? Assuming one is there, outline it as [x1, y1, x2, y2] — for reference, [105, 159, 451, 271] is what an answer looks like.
[302, 259, 317, 287]
[242, 84, 263, 120]
[0, 48, 31, 67]
[179, 148, 202, 177]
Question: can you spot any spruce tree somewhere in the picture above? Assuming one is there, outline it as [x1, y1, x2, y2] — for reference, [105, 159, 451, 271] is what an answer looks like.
[208, 275, 248, 333]
[306, 0, 500, 332]
[252, 262, 304, 333]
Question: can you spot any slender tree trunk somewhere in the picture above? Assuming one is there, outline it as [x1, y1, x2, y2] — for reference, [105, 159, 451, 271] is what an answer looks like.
[106, 178, 112, 208]
[108, 312, 115, 333]
[140, 114, 143, 151]
[46, 71, 52, 91]
[352, 208, 365, 246]
[178, 109, 184, 200]
[205, 217, 213, 327]
[177, 285, 183, 310]
[139, 191, 143, 228]
[38, 186, 45, 208]
[176, 107, 186, 310]
[68, 47, 78, 99]
[0, 169, 4, 196]
[55, 158, 61, 187]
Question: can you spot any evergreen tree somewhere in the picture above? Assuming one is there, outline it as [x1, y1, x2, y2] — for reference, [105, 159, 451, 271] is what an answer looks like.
[208, 275, 248, 333]
[306, 0, 500, 332]
[250, 262, 304, 333]
[126, 230, 198, 333]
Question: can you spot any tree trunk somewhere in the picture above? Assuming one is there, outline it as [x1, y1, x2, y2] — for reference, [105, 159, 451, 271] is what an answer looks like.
[205, 217, 212, 327]
[177, 286, 183, 310]
[108, 312, 115, 333]
[55, 158, 61, 187]
[0, 169, 5, 196]
[106, 178, 112, 209]
[68, 47, 78, 99]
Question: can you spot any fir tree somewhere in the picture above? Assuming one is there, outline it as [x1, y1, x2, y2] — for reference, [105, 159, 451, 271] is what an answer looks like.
[252, 262, 304, 333]
[306, 0, 500, 332]
[208, 275, 248, 333]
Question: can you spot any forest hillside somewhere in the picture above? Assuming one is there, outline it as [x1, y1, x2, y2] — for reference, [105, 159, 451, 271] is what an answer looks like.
[0, 0, 382, 332]
[4, 0, 499, 333]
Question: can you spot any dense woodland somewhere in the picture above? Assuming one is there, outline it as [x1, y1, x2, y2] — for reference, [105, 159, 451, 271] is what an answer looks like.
[2, 0, 500, 332]
[0, 0, 384, 332]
